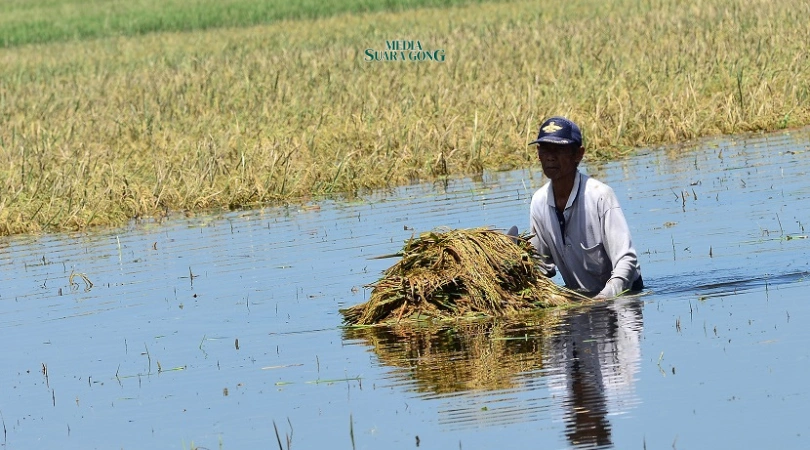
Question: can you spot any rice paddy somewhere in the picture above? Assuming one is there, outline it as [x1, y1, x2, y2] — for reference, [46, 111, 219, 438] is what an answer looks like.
[2, 128, 810, 448]
[1, 0, 809, 235]
[0, 0, 506, 48]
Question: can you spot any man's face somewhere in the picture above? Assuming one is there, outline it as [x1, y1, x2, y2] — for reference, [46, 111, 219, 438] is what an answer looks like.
[536, 143, 584, 182]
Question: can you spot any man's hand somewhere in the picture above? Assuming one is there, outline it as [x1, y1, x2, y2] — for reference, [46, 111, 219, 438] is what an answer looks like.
[539, 265, 556, 278]
[595, 278, 625, 299]
[506, 225, 520, 244]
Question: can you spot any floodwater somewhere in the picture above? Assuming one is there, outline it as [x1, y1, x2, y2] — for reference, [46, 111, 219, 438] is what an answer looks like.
[2, 127, 810, 449]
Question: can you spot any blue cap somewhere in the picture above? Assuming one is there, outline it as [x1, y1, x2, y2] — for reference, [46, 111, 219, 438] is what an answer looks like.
[529, 116, 582, 146]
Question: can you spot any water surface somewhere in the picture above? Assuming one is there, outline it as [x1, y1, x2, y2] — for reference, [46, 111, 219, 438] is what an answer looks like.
[1, 127, 809, 449]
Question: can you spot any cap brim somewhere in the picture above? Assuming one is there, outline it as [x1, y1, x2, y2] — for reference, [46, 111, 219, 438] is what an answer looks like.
[528, 136, 578, 146]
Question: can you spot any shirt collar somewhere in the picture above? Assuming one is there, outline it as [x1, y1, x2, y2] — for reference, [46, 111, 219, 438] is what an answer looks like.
[546, 170, 582, 210]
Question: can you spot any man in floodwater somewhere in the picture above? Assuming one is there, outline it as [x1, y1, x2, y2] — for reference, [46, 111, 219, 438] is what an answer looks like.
[526, 116, 643, 298]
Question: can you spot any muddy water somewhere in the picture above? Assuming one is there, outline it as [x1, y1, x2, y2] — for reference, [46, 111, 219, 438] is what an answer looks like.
[2, 127, 810, 449]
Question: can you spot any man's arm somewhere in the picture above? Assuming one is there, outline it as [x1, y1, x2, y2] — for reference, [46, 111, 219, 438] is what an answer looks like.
[529, 219, 557, 278]
[597, 205, 640, 298]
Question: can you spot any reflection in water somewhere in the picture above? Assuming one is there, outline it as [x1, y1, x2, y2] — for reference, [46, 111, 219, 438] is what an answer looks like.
[343, 313, 564, 393]
[343, 298, 644, 447]
[545, 298, 644, 449]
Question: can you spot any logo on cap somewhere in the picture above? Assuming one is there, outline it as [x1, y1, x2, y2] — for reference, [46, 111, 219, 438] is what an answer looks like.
[542, 121, 563, 133]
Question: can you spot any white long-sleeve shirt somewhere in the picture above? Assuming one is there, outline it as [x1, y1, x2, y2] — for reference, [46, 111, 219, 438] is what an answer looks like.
[529, 171, 642, 297]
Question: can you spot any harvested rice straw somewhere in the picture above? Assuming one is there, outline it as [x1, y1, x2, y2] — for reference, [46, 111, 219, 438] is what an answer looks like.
[340, 227, 588, 325]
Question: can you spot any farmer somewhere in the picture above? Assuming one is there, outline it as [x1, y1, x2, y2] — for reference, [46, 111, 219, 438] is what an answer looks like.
[526, 116, 643, 298]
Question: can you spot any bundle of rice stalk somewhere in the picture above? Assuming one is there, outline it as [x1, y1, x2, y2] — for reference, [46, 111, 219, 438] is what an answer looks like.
[340, 227, 587, 325]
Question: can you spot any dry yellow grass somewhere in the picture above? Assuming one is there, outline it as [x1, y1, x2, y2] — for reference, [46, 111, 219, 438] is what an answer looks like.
[340, 227, 588, 325]
[1, 0, 809, 235]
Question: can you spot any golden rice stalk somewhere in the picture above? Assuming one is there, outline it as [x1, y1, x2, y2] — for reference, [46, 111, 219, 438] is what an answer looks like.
[340, 227, 586, 325]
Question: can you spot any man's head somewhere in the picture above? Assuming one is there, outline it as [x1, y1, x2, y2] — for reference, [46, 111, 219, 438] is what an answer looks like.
[530, 116, 585, 182]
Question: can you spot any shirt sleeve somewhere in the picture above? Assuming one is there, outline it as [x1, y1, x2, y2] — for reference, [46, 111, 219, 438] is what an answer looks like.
[601, 204, 640, 293]
[529, 207, 557, 277]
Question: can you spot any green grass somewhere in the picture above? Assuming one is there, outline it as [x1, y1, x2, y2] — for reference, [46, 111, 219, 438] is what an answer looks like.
[0, 0, 505, 47]
[1, 0, 809, 235]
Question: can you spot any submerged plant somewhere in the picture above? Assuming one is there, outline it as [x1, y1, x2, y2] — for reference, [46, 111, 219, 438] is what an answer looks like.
[340, 227, 587, 325]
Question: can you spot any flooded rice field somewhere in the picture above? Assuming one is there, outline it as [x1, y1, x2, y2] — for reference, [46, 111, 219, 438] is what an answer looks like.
[2, 127, 810, 449]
